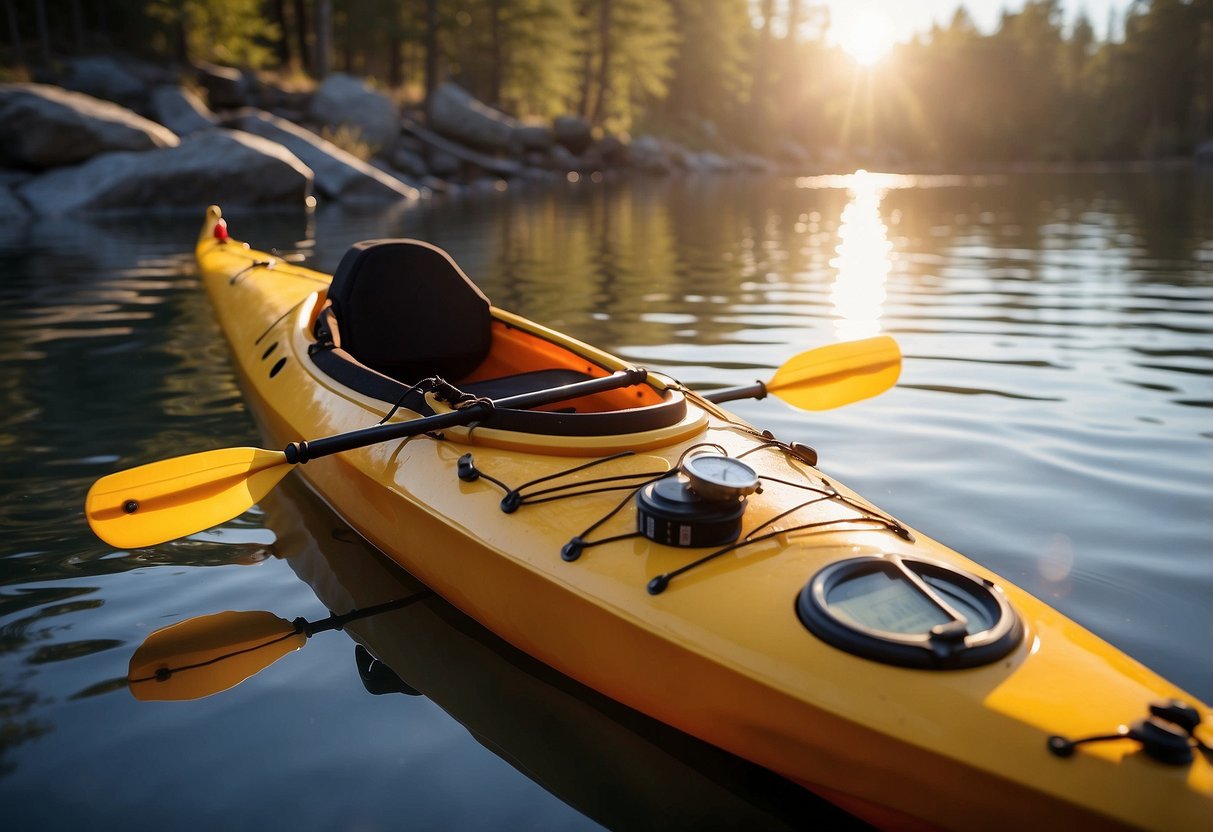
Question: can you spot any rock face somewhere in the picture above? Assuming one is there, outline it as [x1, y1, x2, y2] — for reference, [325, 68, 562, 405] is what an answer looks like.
[232, 109, 418, 202]
[628, 135, 672, 173]
[553, 115, 593, 155]
[512, 124, 553, 152]
[389, 142, 429, 178]
[0, 83, 179, 169]
[150, 85, 218, 136]
[308, 73, 400, 152]
[428, 82, 517, 152]
[18, 130, 313, 215]
[0, 184, 28, 218]
[61, 56, 149, 105]
[195, 62, 250, 109]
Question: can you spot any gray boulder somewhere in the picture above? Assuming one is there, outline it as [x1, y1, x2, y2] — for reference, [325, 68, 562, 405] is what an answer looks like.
[628, 135, 672, 174]
[512, 124, 553, 153]
[368, 158, 425, 193]
[195, 62, 249, 109]
[18, 130, 313, 215]
[61, 56, 148, 105]
[426, 147, 461, 178]
[428, 82, 517, 152]
[232, 109, 418, 202]
[553, 115, 593, 155]
[389, 142, 429, 178]
[547, 144, 577, 171]
[308, 73, 400, 153]
[0, 83, 179, 169]
[0, 168, 32, 187]
[0, 184, 28, 217]
[592, 134, 627, 166]
[682, 151, 733, 172]
[150, 85, 217, 136]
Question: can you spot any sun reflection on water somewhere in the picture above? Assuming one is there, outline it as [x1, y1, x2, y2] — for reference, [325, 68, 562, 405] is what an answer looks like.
[821, 169, 901, 341]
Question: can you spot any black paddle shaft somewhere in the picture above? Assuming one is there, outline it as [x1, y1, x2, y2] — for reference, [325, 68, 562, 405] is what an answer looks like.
[284, 368, 651, 464]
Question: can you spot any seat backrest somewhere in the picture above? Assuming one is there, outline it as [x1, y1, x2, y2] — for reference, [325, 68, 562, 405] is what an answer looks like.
[327, 239, 492, 383]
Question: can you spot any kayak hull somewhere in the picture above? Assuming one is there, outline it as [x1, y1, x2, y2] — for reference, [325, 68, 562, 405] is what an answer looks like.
[196, 207, 1212, 831]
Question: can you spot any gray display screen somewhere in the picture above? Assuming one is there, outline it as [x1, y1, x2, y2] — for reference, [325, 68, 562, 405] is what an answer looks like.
[826, 569, 950, 634]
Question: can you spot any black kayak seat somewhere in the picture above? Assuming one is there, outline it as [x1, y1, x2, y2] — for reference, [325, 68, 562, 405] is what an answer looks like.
[311, 239, 691, 437]
[326, 239, 492, 384]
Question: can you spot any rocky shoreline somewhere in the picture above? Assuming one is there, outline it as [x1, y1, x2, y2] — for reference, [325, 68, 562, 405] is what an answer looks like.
[4, 54, 1208, 220]
[0, 55, 792, 219]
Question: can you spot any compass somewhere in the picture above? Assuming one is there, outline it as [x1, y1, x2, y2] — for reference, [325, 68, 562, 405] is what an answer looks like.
[635, 455, 759, 548]
[680, 454, 760, 502]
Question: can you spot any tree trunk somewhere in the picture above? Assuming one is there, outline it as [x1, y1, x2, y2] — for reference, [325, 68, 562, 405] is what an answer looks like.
[342, 4, 354, 73]
[589, 0, 611, 125]
[749, 0, 775, 122]
[315, 0, 332, 78]
[423, 0, 439, 117]
[577, 0, 593, 116]
[70, 0, 83, 53]
[96, 0, 109, 46]
[387, 2, 404, 89]
[4, 0, 24, 69]
[176, 5, 190, 64]
[271, 0, 292, 67]
[488, 0, 503, 106]
[33, 0, 49, 66]
[293, 0, 311, 74]
[787, 0, 802, 42]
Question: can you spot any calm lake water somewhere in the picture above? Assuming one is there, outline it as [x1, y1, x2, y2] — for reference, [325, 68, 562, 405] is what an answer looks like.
[1, 169, 1210, 829]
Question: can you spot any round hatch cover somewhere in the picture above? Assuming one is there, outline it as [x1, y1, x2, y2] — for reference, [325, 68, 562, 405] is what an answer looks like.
[797, 554, 1023, 669]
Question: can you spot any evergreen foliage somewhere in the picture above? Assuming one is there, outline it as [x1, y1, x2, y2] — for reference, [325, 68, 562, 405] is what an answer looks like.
[1, 0, 1209, 161]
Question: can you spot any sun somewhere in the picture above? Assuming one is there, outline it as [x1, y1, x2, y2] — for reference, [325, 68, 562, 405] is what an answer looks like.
[833, 9, 897, 66]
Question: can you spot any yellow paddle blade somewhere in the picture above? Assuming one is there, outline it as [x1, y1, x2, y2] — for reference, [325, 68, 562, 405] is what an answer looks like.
[128, 610, 306, 701]
[766, 335, 901, 411]
[86, 447, 291, 549]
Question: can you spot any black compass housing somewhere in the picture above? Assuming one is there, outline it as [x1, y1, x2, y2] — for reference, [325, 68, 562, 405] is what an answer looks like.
[636, 476, 748, 548]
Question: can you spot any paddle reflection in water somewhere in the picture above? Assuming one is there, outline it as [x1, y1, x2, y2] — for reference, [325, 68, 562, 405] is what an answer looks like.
[126, 476, 868, 830]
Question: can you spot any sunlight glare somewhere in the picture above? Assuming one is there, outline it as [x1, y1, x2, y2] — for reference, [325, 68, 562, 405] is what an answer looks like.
[829, 170, 894, 340]
[834, 10, 896, 66]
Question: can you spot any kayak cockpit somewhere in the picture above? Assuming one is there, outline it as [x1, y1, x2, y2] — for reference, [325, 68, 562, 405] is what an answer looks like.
[305, 238, 703, 445]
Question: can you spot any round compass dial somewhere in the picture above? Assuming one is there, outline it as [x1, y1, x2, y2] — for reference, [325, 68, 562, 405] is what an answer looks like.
[680, 455, 760, 502]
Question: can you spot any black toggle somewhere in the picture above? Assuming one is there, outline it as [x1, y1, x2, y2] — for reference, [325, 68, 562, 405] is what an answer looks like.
[647, 575, 671, 595]
[561, 537, 585, 562]
[500, 491, 522, 514]
[1048, 700, 1207, 765]
[457, 453, 480, 482]
[789, 442, 818, 467]
[1150, 699, 1203, 737]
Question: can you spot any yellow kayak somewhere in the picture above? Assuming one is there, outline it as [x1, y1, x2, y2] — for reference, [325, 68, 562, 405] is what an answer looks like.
[98, 206, 1213, 830]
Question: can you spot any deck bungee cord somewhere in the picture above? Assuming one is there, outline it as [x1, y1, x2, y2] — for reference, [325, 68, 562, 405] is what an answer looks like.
[456, 435, 914, 594]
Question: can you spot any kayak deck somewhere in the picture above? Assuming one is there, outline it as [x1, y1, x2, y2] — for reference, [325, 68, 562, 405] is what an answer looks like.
[196, 206, 1212, 831]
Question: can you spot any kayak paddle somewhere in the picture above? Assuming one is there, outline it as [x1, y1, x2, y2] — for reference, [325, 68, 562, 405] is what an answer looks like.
[704, 334, 900, 410]
[87, 369, 649, 550]
[87, 337, 901, 550]
[128, 595, 429, 701]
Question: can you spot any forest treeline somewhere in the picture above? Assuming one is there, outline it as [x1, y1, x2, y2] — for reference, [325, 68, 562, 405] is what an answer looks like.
[4, 0, 1211, 164]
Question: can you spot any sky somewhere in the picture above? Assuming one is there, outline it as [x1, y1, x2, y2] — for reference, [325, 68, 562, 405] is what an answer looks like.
[817, 0, 1137, 44]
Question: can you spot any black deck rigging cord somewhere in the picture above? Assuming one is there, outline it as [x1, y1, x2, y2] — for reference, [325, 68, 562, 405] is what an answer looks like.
[456, 436, 911, 593]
